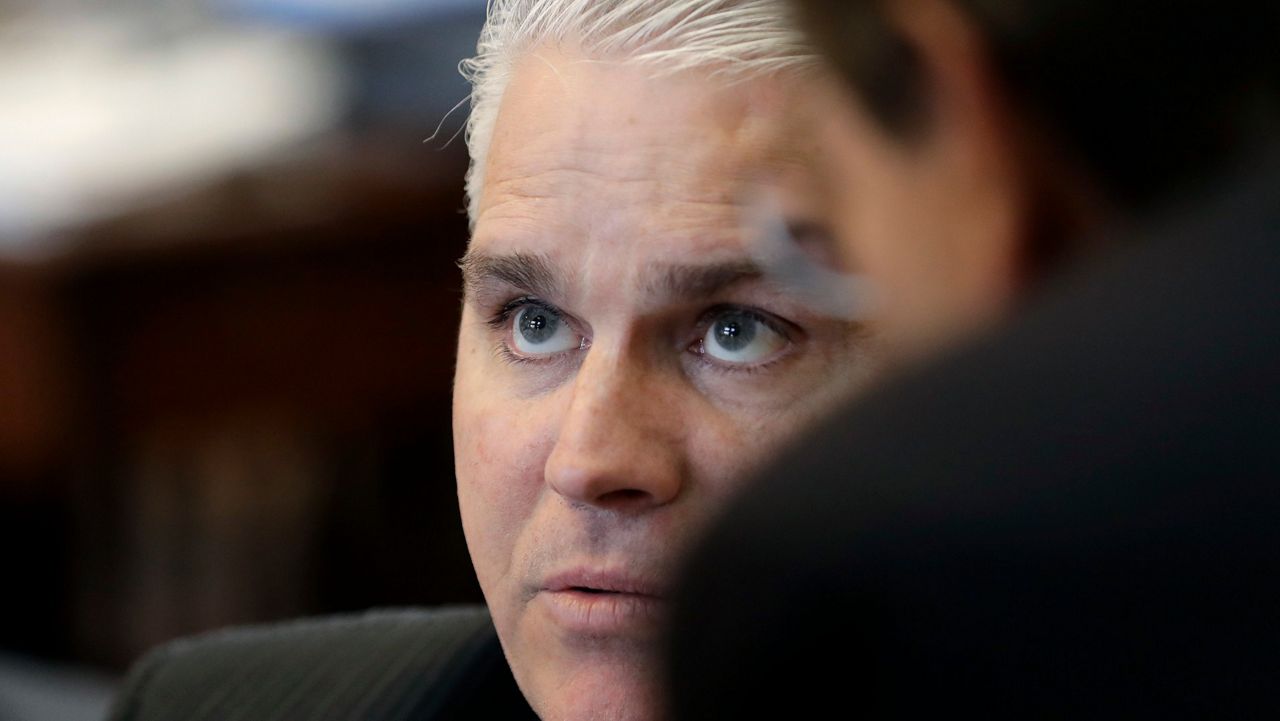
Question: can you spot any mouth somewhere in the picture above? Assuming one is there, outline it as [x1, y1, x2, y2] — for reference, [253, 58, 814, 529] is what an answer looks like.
[544, 569, 665, 597]
[537, 569, 669, 635]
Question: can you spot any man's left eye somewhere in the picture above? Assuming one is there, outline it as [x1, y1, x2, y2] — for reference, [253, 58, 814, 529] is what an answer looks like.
[697, 309, 787, 365]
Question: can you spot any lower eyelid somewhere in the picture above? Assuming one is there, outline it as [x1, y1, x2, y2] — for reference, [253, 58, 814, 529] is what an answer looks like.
[690, 336, 795, 372]
[494, 343, 530, 365]
[689, 348, 792, 376]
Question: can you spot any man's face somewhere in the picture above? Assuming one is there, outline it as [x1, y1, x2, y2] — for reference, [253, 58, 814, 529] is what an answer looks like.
[453, 50, 876, 720]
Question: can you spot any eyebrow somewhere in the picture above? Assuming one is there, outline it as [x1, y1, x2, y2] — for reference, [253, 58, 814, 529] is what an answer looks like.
[458, 250, 564, 301]
[645, 260, 765, 299]
[458, 250, 766, 303]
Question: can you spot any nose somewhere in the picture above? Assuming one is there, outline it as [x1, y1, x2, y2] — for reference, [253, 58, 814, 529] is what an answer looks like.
[544, 347, 686, 512]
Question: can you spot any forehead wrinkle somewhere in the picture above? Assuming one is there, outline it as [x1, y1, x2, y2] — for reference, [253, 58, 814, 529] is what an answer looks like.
[487, 165, 671, 202]
[493, 131, 757, 199]
[480, 167, 746, 239]
[481, 142, 699, 227]
[492, 128, 715, 186]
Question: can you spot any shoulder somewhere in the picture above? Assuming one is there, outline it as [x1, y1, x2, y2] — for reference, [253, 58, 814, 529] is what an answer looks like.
[107, 606, 499, 721]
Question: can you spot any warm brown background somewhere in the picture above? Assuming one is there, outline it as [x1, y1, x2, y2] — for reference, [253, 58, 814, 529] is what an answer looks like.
[1, 138, 482, 671]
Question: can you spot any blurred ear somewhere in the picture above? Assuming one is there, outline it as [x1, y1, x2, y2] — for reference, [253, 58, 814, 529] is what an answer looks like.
[884, 0, 1032, 303]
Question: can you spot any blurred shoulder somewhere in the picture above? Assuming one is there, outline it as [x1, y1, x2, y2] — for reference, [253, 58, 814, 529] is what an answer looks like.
[107, 606, 502, 721]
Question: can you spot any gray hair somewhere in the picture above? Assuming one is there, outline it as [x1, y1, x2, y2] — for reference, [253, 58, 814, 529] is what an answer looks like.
[460, 0, 817, 224]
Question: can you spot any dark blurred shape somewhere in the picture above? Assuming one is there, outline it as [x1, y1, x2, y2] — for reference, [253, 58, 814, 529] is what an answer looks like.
[670, 0, 1279, 716]
[669, 157, 1280, 717]
[794, 0, 1280, 210]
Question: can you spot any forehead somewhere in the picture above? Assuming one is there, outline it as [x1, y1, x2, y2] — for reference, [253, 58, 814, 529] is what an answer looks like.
[473, 48, 809, 263]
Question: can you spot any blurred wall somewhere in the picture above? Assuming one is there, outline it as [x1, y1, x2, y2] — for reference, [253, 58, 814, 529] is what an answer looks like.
[0, 0, 488, 675]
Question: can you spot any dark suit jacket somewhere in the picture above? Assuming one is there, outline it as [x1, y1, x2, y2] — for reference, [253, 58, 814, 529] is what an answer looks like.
[668, 158, 1280, 718]
[107, 607, 536, 721]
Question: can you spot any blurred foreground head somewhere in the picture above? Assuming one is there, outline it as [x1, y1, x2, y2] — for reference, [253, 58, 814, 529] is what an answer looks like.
[784, 0, 1280, 356]
[669, 0, 1280, 717]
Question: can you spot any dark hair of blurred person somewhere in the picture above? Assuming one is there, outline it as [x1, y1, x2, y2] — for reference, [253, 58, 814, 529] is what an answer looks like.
[668, 0, 1280, 717]
[770, 0, 1278, 358]
[802, 0, 1279, 207]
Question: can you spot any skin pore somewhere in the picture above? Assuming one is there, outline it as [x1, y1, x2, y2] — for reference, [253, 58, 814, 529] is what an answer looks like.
[452, 48, 877, 721]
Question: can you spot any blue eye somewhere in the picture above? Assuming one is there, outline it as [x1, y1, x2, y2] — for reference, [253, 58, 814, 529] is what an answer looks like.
[701, 309, 787, 365]
[512, 304, 580, 356]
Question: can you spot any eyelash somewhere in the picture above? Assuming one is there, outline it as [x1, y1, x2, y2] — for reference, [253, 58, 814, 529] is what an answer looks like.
[484, 297, 796, 372]
[485, 295, 542, 332]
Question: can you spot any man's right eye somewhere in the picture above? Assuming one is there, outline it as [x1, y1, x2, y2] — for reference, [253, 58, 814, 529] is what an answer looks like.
[511, 304, 581, 356]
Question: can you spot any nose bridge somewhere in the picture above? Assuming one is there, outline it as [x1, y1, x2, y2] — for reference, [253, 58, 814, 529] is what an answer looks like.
[571, 345, 650, 433]
[545, 341, 684, 510]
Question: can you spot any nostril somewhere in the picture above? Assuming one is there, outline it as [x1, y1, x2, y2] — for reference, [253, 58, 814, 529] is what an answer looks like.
[602, 489, 649, 503]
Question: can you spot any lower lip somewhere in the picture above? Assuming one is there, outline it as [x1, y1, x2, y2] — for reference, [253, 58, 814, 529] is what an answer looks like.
[538, 589, 666, 635]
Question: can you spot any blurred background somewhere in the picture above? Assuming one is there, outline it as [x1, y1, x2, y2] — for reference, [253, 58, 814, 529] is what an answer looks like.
[0, 0, 485, 717]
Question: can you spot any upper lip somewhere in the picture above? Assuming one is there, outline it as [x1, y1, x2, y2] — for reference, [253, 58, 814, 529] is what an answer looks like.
[541, 567, 668, 597]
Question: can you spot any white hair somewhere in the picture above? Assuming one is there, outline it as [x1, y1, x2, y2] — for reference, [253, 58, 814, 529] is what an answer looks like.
[460, 0, 817, 224]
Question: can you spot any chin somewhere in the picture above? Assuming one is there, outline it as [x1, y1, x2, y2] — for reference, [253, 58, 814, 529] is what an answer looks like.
[516, 648, 667, 721]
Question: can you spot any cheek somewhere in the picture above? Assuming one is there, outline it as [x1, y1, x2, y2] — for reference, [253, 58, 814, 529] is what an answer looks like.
[688, 329, 875, 501]
[672, 411, 808, 551]
[453, 334, 552, 590]
[455, 406, 526, 531]
[687, 398, 813, 499]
